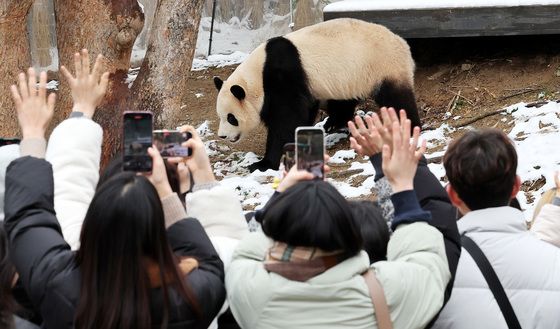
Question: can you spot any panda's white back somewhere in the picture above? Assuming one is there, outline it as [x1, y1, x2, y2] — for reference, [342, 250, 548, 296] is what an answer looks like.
[284, 18, 415, 101]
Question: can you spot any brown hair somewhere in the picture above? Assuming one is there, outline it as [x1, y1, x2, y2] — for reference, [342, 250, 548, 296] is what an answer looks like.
[443, 129, 518, 210]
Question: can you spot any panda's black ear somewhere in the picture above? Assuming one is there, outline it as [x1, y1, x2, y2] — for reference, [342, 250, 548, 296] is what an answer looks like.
[230, 85, 246, 101]
[213, 77, 223, 91]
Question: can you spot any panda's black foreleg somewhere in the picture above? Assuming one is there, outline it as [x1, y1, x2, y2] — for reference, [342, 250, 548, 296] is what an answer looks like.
[248, 126, 294, 172]
[250, 100, 318, 173]
[374, 80, 422, 129]
[323, 99, 359, 133]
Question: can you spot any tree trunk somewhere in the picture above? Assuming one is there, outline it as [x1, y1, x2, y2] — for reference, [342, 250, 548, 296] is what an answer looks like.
[249, 0, 264, 28]
[295, 0, 315, 30]
[136, 0, 157, 50]
[130, 0, 204, 129]
[54, 0, 144, 164]
[275, 0, 291, 16]
[219, 0, 233, 22]
[0, 0, 34, 137]
[28, 0, 58, 73]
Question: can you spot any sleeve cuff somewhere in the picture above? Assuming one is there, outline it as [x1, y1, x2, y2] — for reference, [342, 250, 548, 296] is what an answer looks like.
[19, 138, 47, 158]
[192, 181, 219, 192]
[390, 190, 431, 231]
[369, 153, 384, 181]
[161, 193, 187, 229]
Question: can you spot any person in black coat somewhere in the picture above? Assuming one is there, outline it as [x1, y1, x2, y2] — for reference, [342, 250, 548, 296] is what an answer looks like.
[348, 107, 461, 327]
[4, 65, 225, 329]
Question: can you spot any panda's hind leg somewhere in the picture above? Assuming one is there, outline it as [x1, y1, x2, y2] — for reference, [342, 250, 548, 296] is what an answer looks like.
[373, 80, 422, 129]
[323, 99, 359, 133]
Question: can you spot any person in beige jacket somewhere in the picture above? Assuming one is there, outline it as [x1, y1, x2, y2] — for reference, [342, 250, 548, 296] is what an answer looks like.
[226, 118, 450, 329]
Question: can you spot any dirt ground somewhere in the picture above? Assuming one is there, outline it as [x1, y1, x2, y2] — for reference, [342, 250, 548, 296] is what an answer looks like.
[179, 34, 560, 188]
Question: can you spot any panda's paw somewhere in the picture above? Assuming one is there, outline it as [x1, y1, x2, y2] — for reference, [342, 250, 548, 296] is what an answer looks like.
[248, 159, 274, 173]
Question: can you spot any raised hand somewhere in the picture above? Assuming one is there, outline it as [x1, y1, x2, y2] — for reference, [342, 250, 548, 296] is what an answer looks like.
[10, 68, 56, 139]
[381, 117, 426, 193]
[348, 107, 402, 157]
[60, 49, 109, 118]
[168, 125, 216, 186]
[276, 165, 315, 192]
[146, 146, 173, 199]
[348, 114, 383, 156]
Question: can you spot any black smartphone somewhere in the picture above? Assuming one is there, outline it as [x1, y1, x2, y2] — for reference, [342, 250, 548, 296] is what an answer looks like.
[123, 111, 153, 172]
[153, 130, 192, 158]
[295, 127, 325, 179]
[282, 143, 296, 171]
[0, 138, 21, 147]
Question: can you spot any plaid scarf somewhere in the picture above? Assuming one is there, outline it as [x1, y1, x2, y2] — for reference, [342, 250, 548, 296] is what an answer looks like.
[264, 242, 349, 282]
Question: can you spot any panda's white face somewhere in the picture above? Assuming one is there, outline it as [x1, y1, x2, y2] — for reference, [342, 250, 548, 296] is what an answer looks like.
[214, 77, 261, 143]
[217, 111, 242, 143]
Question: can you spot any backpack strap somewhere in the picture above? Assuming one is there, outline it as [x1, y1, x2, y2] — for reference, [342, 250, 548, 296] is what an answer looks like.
[461, 235, 522, 329]
[363, 269, 393, 329]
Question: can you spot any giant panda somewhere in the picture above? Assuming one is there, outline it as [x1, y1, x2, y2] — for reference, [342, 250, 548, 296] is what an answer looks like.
[213, 18, 421, 172]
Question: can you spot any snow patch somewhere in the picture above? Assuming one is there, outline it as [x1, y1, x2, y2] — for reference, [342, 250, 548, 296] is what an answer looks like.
[46, 80, 59, 91]
[330, 149, 356, 164]
[192, 51, 249, 71]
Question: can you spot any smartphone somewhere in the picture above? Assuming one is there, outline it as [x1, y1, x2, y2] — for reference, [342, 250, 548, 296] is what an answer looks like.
[0, 138, 21, 147]
[282, 143, 296, 171]
[123, 111, 153, 172]
[295, 127, 325, 179]
[153, 130, 192, 158]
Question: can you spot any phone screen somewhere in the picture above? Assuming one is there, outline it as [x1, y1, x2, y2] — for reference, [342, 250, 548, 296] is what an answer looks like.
[296, 127, 325, 179]
[0, 138, 21, 147]
[123, 112, 153, 172]
[153, 130, 192, 158]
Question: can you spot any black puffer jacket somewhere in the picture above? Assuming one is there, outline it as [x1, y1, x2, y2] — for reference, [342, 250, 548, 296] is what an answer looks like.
[4, 156, 225, 329]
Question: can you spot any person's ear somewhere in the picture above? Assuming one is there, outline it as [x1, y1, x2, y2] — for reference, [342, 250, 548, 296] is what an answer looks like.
[511, 175, 521, 198]
[446, 184, 470, 215]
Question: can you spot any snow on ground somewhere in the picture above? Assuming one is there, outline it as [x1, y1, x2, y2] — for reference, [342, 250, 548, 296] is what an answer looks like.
[197, 101, 560, 219]
[325, 0, 560, 12]
[192, 14, 292, 70]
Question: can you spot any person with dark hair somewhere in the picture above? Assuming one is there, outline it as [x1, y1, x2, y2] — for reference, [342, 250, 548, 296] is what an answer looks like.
[430, 129, 560, 329]
[349, 200, 390, 263]
[227, 117, 450, 328]
[0, 223, 39, 329]
[4, 67, 225, 329]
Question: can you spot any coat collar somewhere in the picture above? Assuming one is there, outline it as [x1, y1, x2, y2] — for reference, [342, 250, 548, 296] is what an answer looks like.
[458, 206, 527, 235]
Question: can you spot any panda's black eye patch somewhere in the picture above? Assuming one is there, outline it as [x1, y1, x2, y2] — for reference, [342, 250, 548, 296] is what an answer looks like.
[227, 113, 239, 126]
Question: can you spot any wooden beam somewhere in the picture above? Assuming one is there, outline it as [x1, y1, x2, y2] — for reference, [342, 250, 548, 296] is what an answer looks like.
[324, 5, 560, 38]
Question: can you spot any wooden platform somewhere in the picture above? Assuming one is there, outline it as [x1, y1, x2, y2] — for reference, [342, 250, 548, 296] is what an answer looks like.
[323, 2, 560, 38]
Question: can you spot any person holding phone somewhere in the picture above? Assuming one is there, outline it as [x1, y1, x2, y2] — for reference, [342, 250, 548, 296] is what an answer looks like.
[226, 117, 450, 329]
[4, 95, 225, 328]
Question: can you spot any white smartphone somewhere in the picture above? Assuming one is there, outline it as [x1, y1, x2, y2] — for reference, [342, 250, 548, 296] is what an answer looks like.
[295, 127, 325, 180]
